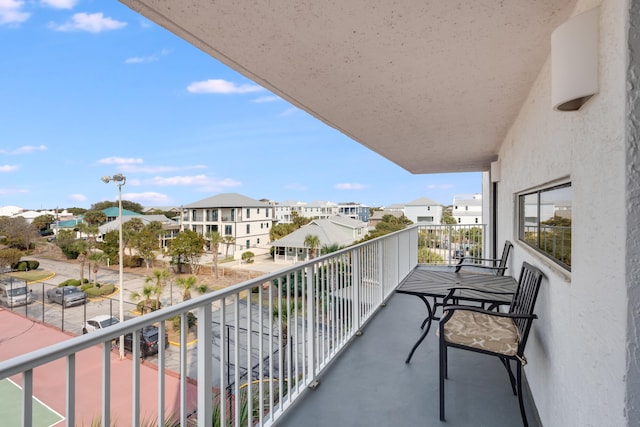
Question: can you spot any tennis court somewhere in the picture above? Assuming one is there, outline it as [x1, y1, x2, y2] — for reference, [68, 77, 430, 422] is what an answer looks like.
[0, 378, 64, 427]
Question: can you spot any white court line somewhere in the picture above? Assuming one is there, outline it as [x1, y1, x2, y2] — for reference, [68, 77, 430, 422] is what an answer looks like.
[5, 378, 66, 426]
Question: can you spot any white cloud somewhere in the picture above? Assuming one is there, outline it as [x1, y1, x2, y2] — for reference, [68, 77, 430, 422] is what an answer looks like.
[0, 0, 30, 25]
[40, 0, 77, 9]
[120, 164, 206, 173]
[335, 183, 368, 190]
[279, 107, 298, 117]
[125, 48, 169, 64]
[97, 156, 143, 165]
[0, 164, 19, 172]
[252, 96, 280, 104]
[187, 79, 263, 94]
[67, 193, 87, 201]
[147, 174, 241, 191]
[0, 187, 28, 194]
[123, 191, 172, 204]
[0, 145, 47, 155]
[49, 12, 127, 33]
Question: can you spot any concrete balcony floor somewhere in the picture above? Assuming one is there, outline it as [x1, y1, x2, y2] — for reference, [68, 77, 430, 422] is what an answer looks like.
[277, 291, 541, 427]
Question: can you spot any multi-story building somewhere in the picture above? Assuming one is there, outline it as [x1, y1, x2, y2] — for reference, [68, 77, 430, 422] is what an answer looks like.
[337, 202, 370, 222]
[404, 197, 443, 224]
[452, 194, 483, 225]
[181, 193, 273, 258]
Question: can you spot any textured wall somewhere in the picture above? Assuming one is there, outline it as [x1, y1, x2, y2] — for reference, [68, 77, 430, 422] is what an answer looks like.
[626, 0, 640, 423]
[496, 0, 630, 425]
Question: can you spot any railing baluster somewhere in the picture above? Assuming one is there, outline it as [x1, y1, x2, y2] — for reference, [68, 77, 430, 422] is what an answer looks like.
[66, 353, 75, 427]
[197, 304, 213, 427]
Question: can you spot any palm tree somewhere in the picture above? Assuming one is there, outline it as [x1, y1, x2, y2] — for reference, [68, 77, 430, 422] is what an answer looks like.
[222, 236, 235, 259]
[205, 231, 223, 279]
[87, 251, 107, 287]
[130, 284, 156, 314]
[304, 234, 321, 259]
[175, 275, 208, 301]
[145, 269, 171, 310]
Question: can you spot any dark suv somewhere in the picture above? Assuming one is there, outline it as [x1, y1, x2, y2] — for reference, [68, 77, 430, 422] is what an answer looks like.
[120, 325, 169, 358]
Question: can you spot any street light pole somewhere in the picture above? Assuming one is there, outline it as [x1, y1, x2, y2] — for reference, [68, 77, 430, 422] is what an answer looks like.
[101, 173, 126, 359]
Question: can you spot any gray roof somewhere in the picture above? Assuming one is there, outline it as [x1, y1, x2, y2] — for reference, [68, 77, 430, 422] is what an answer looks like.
[270, 215, 367, 248]
[183, 193, 271, 209]
[99, 214, 178, 234]
[406, 197, 442, 206]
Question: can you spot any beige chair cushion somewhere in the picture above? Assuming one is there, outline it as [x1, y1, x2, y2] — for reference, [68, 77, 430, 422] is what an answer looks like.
[443, 310, 519, 356]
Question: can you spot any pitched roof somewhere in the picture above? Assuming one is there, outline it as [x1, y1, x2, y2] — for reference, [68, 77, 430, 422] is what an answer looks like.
[406, 197, 442, 206]
[269, 215, 367, 248]
[102, 207, 141, 217]
[183, 193, 271, 208]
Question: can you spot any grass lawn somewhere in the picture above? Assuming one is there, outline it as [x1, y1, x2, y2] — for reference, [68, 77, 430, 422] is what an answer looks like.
[5, 270, 53, 283]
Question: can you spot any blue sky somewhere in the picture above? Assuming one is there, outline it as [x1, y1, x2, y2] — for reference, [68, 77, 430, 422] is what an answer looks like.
[1, 1, 481, 211]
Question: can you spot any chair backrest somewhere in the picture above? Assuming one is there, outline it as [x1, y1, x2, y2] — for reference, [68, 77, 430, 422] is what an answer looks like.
[509, 262, 544, 348]
[495, 240, 513, 276]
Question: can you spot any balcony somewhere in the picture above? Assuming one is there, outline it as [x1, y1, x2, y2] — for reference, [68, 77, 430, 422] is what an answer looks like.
[0, 224, 534, 426]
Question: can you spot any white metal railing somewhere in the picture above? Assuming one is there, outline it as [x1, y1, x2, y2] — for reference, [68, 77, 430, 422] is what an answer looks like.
[0, 224, 485, 426]
[415, 223, 487, 265]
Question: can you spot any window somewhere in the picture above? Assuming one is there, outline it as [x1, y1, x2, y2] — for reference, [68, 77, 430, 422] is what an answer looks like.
[246, 224, 250, 234]
[257, 208, 260, 214]
[519, 183, 572, 269]
[475, 218, 478, 224]
[191, 209, 197, 221]
[225, 225, 232, 235]
[257, 238, 260, 244]
[246, 239, 250, 249]
[246, 208, 250, 218]
[212, 209, 218, 221]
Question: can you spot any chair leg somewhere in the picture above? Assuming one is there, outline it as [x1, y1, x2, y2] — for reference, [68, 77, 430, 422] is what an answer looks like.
[500, 357, 517, 395]
[516, 363, 529, 427]
[439, 341, 446, 421]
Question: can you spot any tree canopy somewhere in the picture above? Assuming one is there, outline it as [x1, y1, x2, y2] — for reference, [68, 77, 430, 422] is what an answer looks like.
[91, 200, 144, 213]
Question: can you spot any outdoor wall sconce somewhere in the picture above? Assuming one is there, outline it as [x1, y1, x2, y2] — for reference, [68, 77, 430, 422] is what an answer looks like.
[551, 7, 599, 111]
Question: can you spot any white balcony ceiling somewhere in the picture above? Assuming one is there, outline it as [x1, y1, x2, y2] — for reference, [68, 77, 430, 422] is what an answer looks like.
[120, 0, 576, 174]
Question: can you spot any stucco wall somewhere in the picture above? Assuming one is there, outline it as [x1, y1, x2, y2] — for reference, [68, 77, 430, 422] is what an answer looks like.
[495, 0, 630, 425]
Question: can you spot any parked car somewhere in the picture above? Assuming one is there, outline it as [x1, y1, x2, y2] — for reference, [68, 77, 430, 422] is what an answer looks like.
[117, 325, 169, 358]
[0, 279, 32, 307]
[82, 315, 120, 334]
[46, 286, 86, 307]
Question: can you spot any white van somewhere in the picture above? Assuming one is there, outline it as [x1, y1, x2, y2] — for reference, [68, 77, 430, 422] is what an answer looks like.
[0, 278, 32, 307]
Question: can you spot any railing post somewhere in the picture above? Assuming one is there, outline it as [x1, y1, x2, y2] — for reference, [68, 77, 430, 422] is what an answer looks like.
[197, 304, 213, 427]
[305, 265, 316, 386]
[352, 249, 361, 330]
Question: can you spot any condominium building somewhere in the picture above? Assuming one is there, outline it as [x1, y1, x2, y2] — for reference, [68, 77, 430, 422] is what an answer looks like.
[181, 193, 273, 258]
[452, 194, 483, 225]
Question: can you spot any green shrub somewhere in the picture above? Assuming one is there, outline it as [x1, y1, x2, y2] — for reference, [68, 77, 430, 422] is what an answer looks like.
[241, 251, 255, 263]
[80, 283, 93, 291]
[170, 312, 197, 333]
[98, 284, 115, 295]
[61, 246, 80, 259]
[84, 287, 100, 297]
[123, 255, 143, 268]
[59, 279, 81, 287]
[136, 300, 161, 313]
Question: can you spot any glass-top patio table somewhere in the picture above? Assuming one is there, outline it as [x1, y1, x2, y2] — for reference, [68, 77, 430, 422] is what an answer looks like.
[396, 267, 517, 363]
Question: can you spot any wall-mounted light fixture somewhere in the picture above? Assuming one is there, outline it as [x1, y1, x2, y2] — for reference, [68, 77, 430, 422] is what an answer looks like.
[551, 7, 599, 112]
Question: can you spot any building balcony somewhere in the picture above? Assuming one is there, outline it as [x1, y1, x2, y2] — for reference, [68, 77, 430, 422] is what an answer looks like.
[0, 224, 534, 426]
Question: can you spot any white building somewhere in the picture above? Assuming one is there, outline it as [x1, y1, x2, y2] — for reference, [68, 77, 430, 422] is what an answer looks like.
[452, 194, 482, 225]
[269, 214, 368, 263]
[404, 197, 443, 224]
[182, 193, 273, 258]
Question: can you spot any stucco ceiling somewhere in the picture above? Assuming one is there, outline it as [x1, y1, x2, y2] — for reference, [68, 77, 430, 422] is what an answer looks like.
[119, 0, 577, 174]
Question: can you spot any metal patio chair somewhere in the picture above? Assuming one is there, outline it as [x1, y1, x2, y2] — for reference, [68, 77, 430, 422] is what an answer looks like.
[455, 240, 513, 276]
[438, 261, 544, 427]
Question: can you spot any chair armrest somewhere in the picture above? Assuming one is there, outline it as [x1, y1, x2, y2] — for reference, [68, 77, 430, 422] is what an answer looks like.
[442, 287, 514, 304]
[441, 304, 538, 320]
